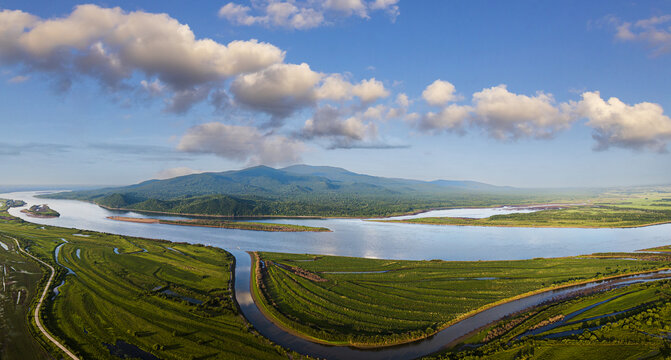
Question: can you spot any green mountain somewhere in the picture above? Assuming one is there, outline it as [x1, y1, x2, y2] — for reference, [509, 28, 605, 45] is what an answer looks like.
[42, 165, 547, 217]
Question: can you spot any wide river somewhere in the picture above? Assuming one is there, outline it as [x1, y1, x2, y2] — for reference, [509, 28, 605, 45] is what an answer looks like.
[4, 191, 671, 261]
[4, 191, 671, 359]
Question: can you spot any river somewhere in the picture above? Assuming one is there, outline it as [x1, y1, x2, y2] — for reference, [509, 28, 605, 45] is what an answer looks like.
[3, 191, 671, 359]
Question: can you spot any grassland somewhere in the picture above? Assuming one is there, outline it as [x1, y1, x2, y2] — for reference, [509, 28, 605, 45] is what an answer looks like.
[0, 206, 309, 359]
[383, 205, 671, 228]
[108, 216, 331, 232]
[427, 279, 671, 359]
[253, 251, 671, 346]
[0, 200, 51, 359]
[381, 187, 671, 229]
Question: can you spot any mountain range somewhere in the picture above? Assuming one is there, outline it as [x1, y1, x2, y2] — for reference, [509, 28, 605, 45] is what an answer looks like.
[42, 165, 536, 217]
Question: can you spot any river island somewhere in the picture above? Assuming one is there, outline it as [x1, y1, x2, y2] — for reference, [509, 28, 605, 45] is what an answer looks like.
[107, 216, 332, 232]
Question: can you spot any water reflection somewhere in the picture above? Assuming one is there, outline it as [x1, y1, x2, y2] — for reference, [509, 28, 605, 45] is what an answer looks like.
[3, 191, 671, 261]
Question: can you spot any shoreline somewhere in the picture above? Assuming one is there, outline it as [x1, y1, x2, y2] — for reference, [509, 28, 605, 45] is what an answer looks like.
[20, 210, 59, 219]
[248, 250, 671, 349]
[376, 219, 671, 229]
[106, 216, 332, 232]
[36, 194, 585, 221]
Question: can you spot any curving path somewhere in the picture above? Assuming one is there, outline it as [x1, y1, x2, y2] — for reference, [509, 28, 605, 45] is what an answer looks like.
[6, 235, 80, 360]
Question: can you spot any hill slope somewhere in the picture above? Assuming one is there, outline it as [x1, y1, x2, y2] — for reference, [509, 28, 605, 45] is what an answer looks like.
[42, 165, 549, 217]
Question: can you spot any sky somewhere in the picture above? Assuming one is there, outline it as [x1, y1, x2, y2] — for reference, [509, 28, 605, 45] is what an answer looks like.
[1, 0, 670, 188]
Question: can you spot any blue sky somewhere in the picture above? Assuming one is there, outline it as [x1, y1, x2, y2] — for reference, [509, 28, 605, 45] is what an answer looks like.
[1, 0, 670, 187]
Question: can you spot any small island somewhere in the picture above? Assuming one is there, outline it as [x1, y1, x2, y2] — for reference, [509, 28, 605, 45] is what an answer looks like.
[6, 199, 26, 208]
[107, 216, 331, 232]
[21, 204, 60, 218]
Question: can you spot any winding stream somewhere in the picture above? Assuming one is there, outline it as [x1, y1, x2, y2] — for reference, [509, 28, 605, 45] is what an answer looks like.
[4, 191, 671, 359]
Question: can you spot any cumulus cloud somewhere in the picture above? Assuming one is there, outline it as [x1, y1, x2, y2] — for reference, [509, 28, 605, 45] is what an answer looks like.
[370, 0, 399, 20]
[385, 93, 412, 120]
[218, 2, 324, 30]
[177, 123, 304, 165]
[575, 91, 671, 152]
[418, 104, 472, 133]
[218, 0, 400, 30]
[613, 15, 671, 55]
[415, 82, 577, 139]
[324, 0, 368, 18]
[422, 79, 457, 106]
[470, 85, 575, 140]
[0, 5, 284, 111]
[302, 105, 378, 148]
[316, 74, 354, 101]
[230, 65, 389, 123]
[230, 63, 322, 121]
[154, 167, 204, 180]
[351, 78, 389, 103]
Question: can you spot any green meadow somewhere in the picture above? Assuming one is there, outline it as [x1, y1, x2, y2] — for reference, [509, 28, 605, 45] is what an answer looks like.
[382, 187, 671, 229]
[429, 279, 671, 359]
[0, 201, 50, 359]
[253, 251, 671, 346]
[386, 205, 671, 228]
[0, 201, 307, 360]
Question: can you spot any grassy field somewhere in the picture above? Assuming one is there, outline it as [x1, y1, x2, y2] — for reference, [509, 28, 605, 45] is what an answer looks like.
[383, 205, 671, 228]
[381, 187, 671, 229]
[253, 251, 671, 346]
[108, 216, 331, 232]
[0, 200, 51, 359]
[0, 203, 308, 360]
[427, 279, 671, 359]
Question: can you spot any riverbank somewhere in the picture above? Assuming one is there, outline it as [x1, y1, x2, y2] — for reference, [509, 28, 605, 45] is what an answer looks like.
[380, 218, 671, 229]
[107, 216, 332, 232]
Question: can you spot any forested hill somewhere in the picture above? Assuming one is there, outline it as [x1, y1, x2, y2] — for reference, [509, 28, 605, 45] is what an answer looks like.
[41, 165, 574, 217]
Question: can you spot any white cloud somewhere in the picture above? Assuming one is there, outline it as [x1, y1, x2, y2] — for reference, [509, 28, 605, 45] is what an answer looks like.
[324, 0, 368, 18]
[370, 0, 399, 21]
[302, 105, 378, 147]
[419, 104, 472, 132]
[362, 104, 388, 119]
[177, 123, 304, 165]
[230, 62, 322, 120]
[395, 93, 410, 107]
[154, 167, 204, 180]
[0, 5, 285, 111]
[576, 91, 671, 152]
[217, 3, 258, 25]
[218, 2, 325, 30]
[352, 78, 389, 103]
[385, 93, 410, 120]
[471, 85, 575, 139]
[422, 79, 457, 106]
[218, 0, 399, 30]
[316, 74, 354, 101]
[230, 65, 390, 122]
[613, 15, 671, 55]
